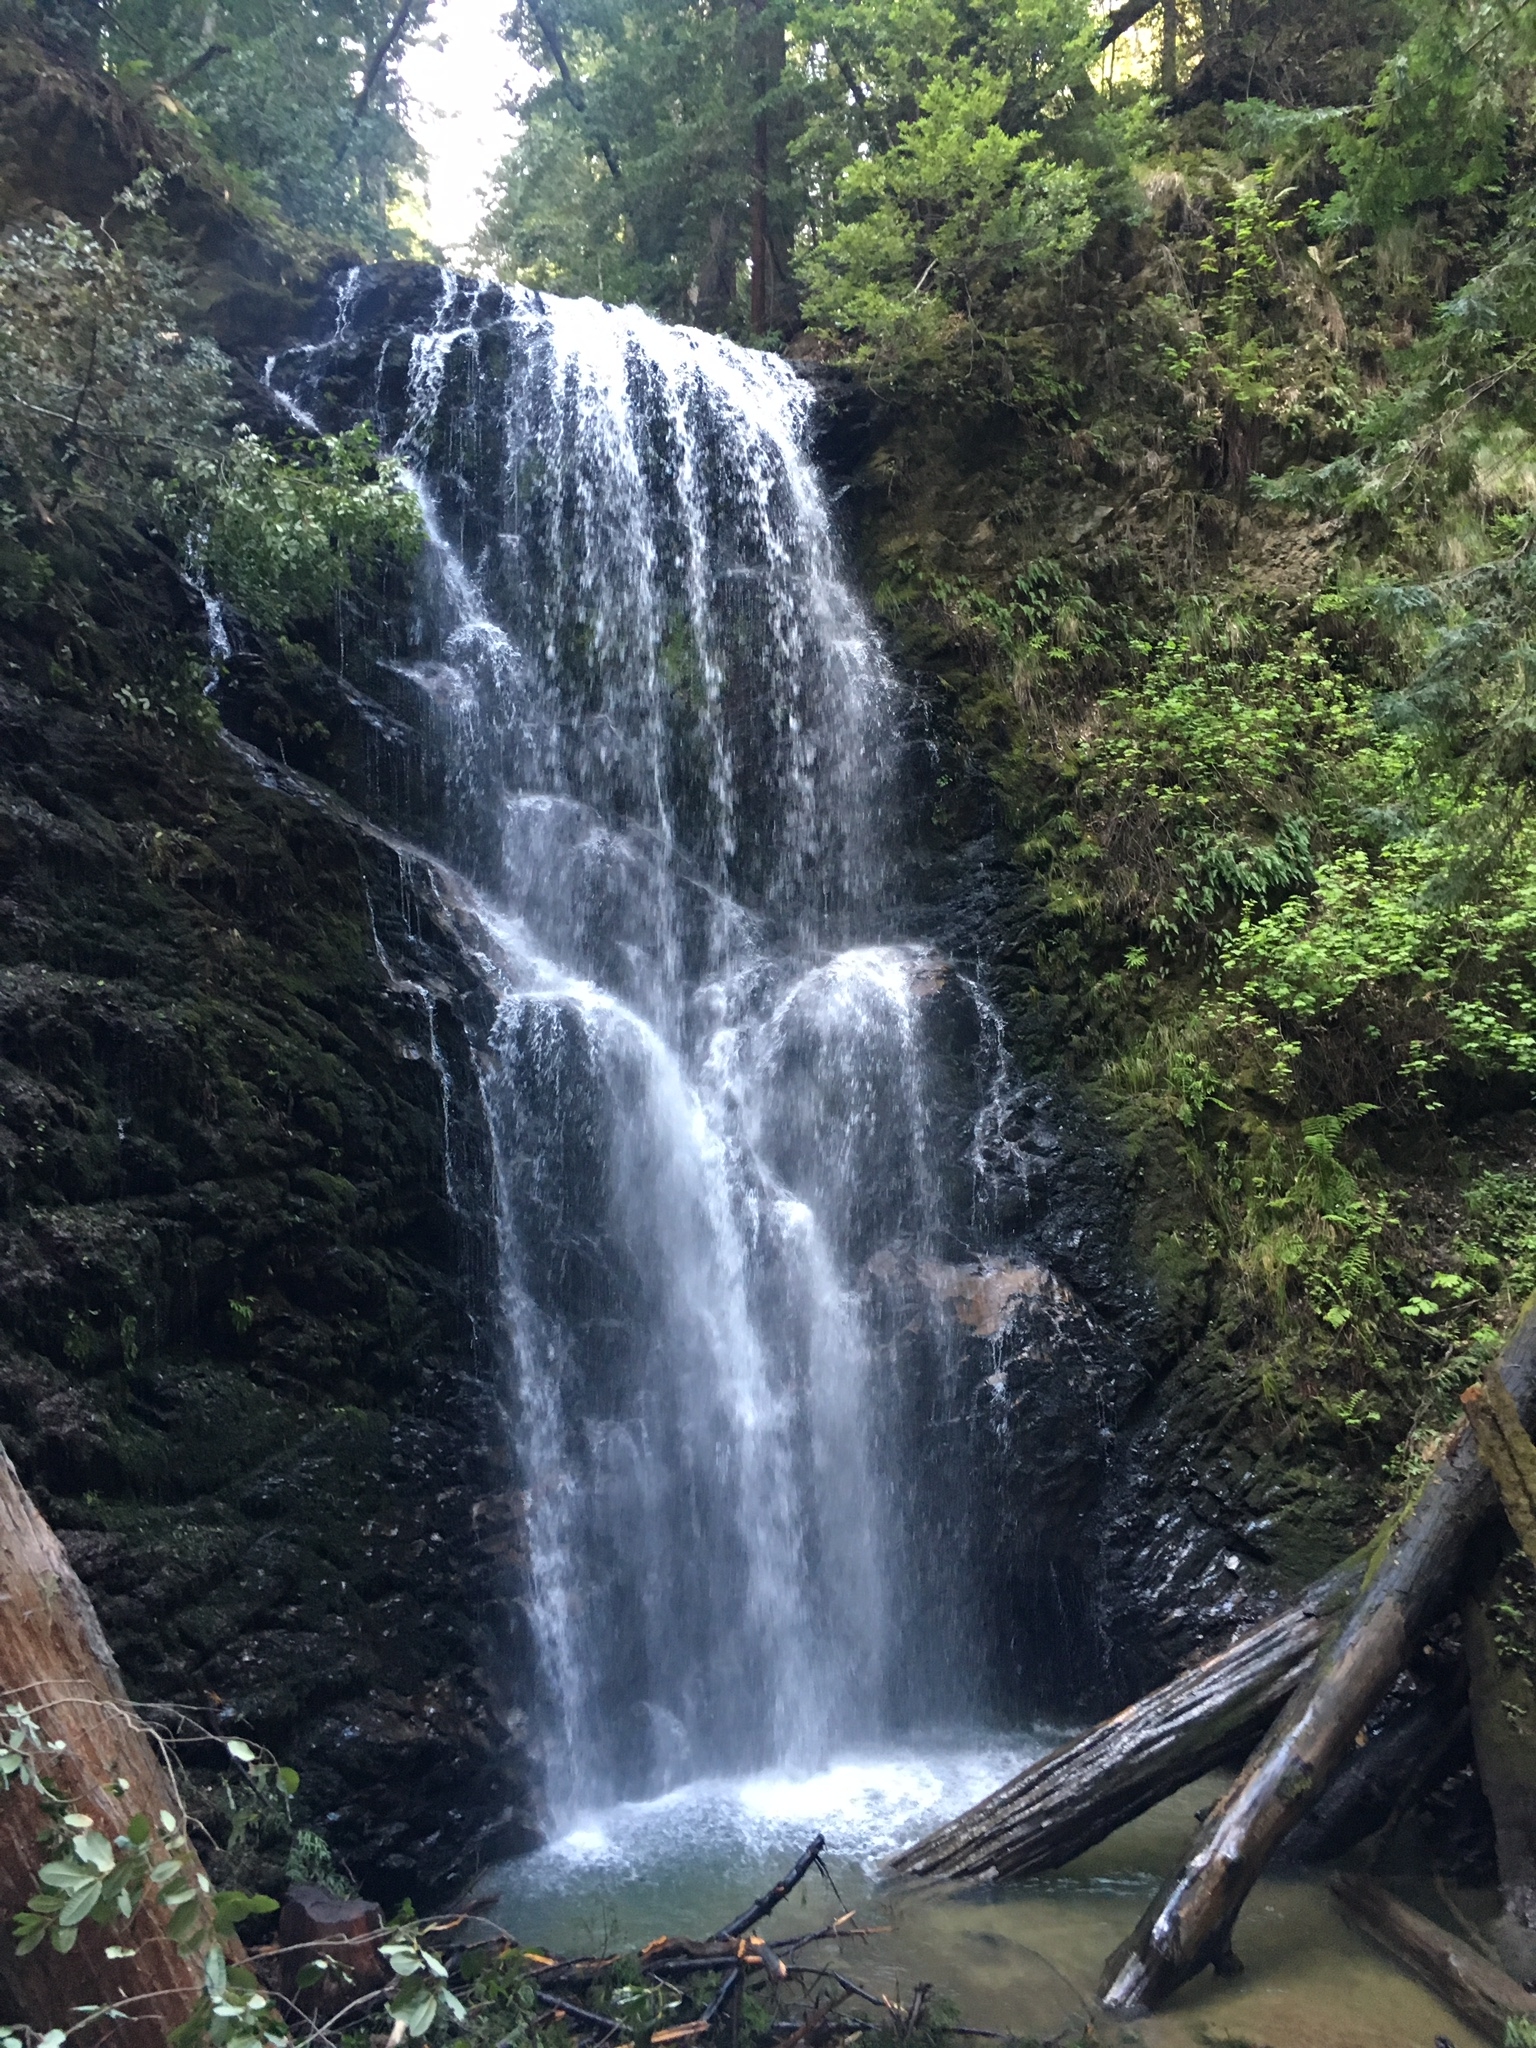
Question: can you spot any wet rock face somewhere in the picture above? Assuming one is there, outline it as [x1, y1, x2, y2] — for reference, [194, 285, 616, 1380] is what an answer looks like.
[0, 521, 538, 1902]
[859, 1079, 1151, 1718]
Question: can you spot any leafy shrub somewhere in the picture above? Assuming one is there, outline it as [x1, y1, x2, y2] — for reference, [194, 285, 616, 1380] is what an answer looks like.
[172, 424, 424, 635]
[1067, 631, 1388, 945]
[0, 175, 229, 519]
[798, 66, 1098, 391]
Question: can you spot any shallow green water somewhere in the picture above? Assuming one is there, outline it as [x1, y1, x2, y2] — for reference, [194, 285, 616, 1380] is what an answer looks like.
[485, 1745, 1481, 2047]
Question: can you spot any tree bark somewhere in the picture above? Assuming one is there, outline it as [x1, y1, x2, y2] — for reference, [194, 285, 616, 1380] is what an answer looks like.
[887, 1555, 1365, 1886]
[746, 0, 785, 333]
[1464, 1546, 1536, 1984]
[0, 1442, 207, 2044]
[1331, 1873, 1536, 2043]
[1463, 1372, 1536, 1573]
[1099, 1298, 1536, 2018]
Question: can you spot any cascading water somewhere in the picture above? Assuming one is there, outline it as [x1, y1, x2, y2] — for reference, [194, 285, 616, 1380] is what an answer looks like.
[267, 268, 1111, 1887]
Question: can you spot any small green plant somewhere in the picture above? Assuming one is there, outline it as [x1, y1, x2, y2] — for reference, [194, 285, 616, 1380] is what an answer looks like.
[283, 1827, 344, 1890]
[0, 1700, 509, 2048]
[172, 424, 424, 637]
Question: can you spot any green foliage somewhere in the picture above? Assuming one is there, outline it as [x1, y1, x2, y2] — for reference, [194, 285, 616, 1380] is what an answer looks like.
[484, 0, 781, 319]
[0, 175, 228, 518]
[171, 424, 424, 634]
[797, 62, 1097, 392]
[455, 1944, 543, 2048]
[1065, 631, 1383, 943]
[0, 172, 420, 658]
[483, 0, 1116, 372]
[1319, 0, 1522, 235]
[47, 0, 433, 254]
[0, 1700, 524, 2048]
[283, 1827, 343, 1890]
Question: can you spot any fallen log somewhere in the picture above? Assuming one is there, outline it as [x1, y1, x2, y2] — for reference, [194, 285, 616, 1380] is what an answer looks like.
[1331, 1873, 1536, 2043]
[1099, 1297, 1536, 2017]
[0, 1440, 209, 2044]
[1281, 1659, 1468, 1866]
[887, 1555, 1366, 1885]
[1463, 1374, 1536, 1572]
[1464, 1544, 1536, 1983]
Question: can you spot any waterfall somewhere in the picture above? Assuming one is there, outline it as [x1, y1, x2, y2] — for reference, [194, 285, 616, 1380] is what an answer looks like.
[269, 268, 1033, 1822]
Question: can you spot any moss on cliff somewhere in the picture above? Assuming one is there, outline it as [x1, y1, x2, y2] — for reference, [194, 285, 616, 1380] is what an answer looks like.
[834, 123, 1536, 1671]
[0, 504, 538, 1903]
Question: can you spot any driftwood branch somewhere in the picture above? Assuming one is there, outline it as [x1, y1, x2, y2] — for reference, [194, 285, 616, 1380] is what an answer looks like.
[888, 1556, 1364, 1886]
[1099, 1297, 1536, 2017]
[717, 1834, 827, 1939]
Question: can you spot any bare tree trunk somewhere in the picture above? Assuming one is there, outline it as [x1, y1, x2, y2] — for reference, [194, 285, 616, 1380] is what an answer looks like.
[888, 1554, 1365, 1886]
[746, 0, 785, 333]
[0, 1443, 207, 2045]
[751, 103, 770, 334]
[1161, 0, 1178, 93]
[1099, 1299, 1536, 2018]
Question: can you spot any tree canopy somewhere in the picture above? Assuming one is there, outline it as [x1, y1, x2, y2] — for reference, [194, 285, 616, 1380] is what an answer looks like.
[21, 0, 432, 250]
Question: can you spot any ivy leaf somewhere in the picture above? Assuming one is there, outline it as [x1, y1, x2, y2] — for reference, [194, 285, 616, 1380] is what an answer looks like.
[166, 1897, 205, 1947]
[205, 1945, 228, 1998]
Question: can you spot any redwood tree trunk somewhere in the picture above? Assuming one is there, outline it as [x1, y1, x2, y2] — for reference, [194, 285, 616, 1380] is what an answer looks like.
[0, 1443, 207, 2044]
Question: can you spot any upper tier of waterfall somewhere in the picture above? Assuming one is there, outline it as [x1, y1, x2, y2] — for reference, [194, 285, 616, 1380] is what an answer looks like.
[268, 268, 1117, 1821]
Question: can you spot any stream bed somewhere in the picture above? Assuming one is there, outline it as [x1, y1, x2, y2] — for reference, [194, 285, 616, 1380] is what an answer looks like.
[488, 1750, 1473, 2048]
